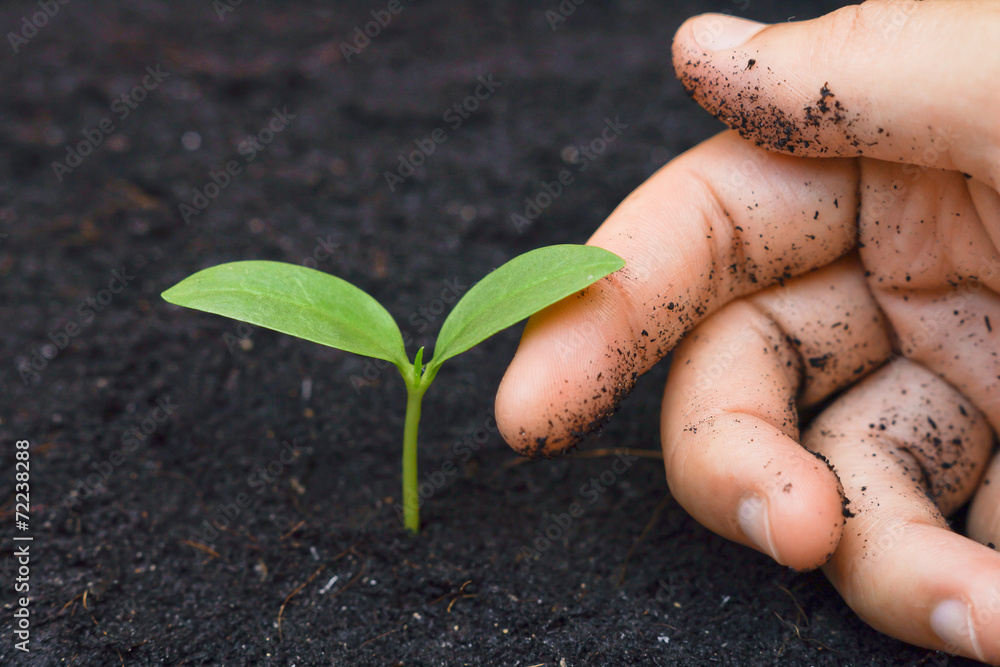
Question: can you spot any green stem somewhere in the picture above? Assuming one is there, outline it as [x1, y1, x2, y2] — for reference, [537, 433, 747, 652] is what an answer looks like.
[402, 378, 427, 533]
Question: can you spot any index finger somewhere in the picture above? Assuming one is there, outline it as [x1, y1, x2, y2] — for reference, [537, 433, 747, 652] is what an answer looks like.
[496, 131, 857, 455]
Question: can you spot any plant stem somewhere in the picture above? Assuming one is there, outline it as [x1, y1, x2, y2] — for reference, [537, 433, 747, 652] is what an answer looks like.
[402, 380, 426, 532]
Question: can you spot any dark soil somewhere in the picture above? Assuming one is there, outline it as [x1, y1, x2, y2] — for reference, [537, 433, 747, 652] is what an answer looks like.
[0, 0, 982, 665]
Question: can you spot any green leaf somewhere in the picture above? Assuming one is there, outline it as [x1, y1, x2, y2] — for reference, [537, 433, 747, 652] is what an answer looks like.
[162, 261, 409, 369]
[429, 244, 624, 368]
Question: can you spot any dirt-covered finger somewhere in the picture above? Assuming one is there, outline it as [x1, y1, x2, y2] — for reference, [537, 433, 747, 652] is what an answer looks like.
[661, 255, 891, 569]
[805, 360, 1000, 662]
[970, 453, 1000, 550]
[672, 1, 1000, 188]
[497, 131, 858, 456]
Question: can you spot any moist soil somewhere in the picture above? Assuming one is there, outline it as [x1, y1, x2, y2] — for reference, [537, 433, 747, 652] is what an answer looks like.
[0, 1, 983, 665]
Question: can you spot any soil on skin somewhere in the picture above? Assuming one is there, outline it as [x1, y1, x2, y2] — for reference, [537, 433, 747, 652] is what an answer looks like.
[0, 1, 982, 665]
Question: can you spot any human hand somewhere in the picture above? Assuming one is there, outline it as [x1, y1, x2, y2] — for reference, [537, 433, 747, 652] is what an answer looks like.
[495, 0, 1000, 661]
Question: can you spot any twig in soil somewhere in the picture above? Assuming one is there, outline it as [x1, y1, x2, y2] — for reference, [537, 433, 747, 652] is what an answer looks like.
[708, 609, 737, 623]
[235, 526, 262, 549]
[430, 579, 477, 610]
[358, 626, 402, 649]
[59, 591, 86, 615]
[181, 539, 220, 559]
[773, 612, 841, 656]
[429, 591, 451, 606]
[288, 488, 306, 515]
[446, 594, 477, 613]
[277, 565, 326, 640]
[90, 612, 108, 639]
[776, 584, 808, 627]
[616, 495, 671, 585]
[391, 558, 422, 577]
[331, 543, 363, 562]
[502, 447, 662, 468]
[280, 520, 306, 540]
[311, 544, 367, 599]
[330, 553, 368, 600]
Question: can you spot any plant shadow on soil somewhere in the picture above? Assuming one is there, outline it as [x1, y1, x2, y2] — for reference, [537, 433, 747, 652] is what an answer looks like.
[0, 0, 983, 665]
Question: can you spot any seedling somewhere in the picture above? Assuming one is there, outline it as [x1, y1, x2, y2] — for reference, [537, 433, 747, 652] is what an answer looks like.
[162, 244, 624, 532]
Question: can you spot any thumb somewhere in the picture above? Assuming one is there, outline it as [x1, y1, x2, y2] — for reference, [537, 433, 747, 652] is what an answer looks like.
[672, 0, 1000, 187]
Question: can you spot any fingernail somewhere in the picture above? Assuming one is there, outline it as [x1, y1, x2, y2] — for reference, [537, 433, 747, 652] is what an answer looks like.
[690, 15, 767, 51]
[930, 599, 985, 661]
[738, 495, 782, 564]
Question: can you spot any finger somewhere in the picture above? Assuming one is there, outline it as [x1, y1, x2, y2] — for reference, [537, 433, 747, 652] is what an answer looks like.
[970, 453, 1000, 548]
[497, 131, 857, 456]
[661, 255, 892, 570]
[856, 142, 1000, 559]
[672, 0, 1000, 187]
[805, 360, 1000, 663]
[858, 159, 1000, 431]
